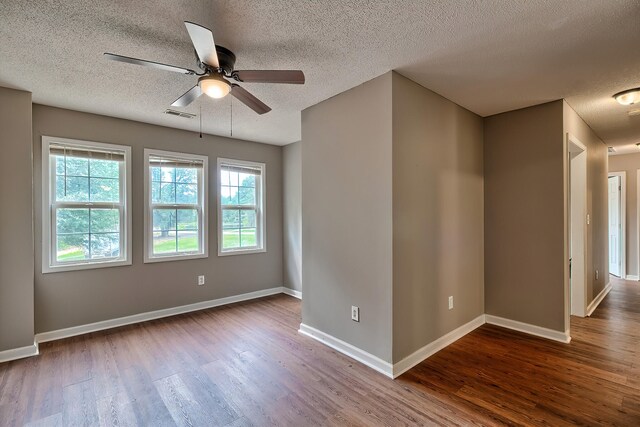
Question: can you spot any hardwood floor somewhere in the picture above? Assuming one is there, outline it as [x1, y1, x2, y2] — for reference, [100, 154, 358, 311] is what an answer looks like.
[1, 276, 639, 426]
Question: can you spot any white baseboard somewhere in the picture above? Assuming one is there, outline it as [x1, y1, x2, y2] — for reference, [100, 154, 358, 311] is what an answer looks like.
[392, 314, 485, 378]
[587, 282, 612, 316]
[625, 275, 639, 281]
[485, 314, 571, 343]
[282, 287, 302, 299]
[298, 323, 393, 378]
[36, 286, 285, 343]
[0, 341, 39, 364]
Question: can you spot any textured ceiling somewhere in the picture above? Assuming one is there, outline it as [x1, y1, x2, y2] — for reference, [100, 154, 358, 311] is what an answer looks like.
[1, 1, 639, 146]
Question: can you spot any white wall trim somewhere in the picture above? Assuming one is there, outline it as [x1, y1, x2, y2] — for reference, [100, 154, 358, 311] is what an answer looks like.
[485, 314, 571, 343]
[587, 281, 613, 316]
[36, 286, 285, 343]
[625, 275, 639, 281]
[392, 314, 485, 378]
[0, 341, 39, 364]
[282, 287, 302, 299]
[298, 323, 393, 378]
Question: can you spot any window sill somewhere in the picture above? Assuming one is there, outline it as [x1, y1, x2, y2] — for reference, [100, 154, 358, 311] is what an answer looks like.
[42, 258, 131, 274]
[144, 252, 208, 264]
[218, 248, 266, 257]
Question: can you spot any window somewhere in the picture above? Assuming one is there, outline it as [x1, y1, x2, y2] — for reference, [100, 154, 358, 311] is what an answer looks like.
[144, 149, 208, 262]
[42, 136, 131, 272]
[218, 158, 266, 256]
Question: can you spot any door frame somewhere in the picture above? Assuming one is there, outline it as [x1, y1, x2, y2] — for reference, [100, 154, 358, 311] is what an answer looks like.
[608, 171, 626, 279]
[567, 133, 588, 319]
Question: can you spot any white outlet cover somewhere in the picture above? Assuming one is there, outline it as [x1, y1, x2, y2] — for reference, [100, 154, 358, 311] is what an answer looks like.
[351, 306, 359, 322]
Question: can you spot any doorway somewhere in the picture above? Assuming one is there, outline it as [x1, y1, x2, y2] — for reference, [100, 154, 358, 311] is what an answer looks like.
[568, 135, 587, 317]
[608, 172, 625, 278]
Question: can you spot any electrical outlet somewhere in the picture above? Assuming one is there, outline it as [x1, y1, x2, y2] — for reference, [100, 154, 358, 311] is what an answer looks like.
[198, 275, 205, 286]
[351, 306, 360, 322]
[448, 296, 454, 310]
[595, 270, 599, 280]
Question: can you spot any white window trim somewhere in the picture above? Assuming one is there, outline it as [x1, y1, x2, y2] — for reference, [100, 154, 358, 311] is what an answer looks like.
[217, 157, 266, 256]
[41, 136, 132, 273]
[144, 149, 209, 263]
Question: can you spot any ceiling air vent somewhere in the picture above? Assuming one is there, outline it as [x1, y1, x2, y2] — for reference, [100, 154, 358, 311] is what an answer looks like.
[629, 109, 640, 117]
[164, 109, 196, 119]
[608, 147, 616, 153]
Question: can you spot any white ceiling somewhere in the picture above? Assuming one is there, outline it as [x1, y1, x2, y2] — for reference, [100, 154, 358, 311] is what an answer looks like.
[1, 1, 639, 146]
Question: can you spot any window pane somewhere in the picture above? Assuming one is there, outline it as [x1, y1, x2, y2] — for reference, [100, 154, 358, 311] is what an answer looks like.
[222, 209, 240, 249]
[229, 171, 239, 186]
[90, 233, 120, 258]
[239, 173, 255, 188]
[220, 170, 230, 186]
[176, 183, 198, 204]
[90, 159, 119, 179]
[240, 228, 257, 248]
[151, 166, 162, 182]
[65, 157, 89, 176]
[222, 209, 239, 229]
[238, 186, 255, 205]
[176, 168, 197, 184]
[159, 183, 176, 204]
[161, 167, 175, 183]
[56, 208, 89, 234]
[177, 209, 198, 231]
[153, 209, 176, 232]
[153, 230, 176, 254]
[151, 181, 161, 203]
[178, 231, 198, 252]
[56, 176, 89, 202]
[90, 178, 119, 202]
[221, 186, 238, 205]
[57, 234, 89, 262]
[90, 209, 119, 233]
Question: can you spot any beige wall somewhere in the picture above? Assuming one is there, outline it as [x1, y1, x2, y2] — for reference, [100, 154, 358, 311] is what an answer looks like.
[484, 101, 566, 332]
[391, 73, 484, 362]
[33, 105, 283, 333]
[608, 153, 640, 277]
[0, 87, 35, 352]
[563, 102, 609, 302]
[283, 141, 302, 292]
[302, 73, 394, 362]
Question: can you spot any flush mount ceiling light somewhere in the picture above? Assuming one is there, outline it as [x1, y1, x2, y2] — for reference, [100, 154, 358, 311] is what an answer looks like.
[198, 74, 231, 99]
[614, 88, 640, 106]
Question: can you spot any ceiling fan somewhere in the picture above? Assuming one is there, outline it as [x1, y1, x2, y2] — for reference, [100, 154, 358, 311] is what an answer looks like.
[104, 21, 305, 114]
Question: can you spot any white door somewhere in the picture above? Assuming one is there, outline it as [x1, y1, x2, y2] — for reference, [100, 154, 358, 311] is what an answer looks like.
[609, 176, 621, 277]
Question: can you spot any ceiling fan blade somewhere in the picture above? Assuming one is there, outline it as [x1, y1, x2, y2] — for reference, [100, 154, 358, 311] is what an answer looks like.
[230, 84, 271, 115]
[104, 53, 196, 75]
[171, 85, 202, 107]
[233, 70, 305, 84]
[184, 21, 219, 68]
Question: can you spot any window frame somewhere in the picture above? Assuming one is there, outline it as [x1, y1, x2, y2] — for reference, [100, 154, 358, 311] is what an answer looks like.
[143, 149, 209, 263]
[217, 157, 266, 256]
[41, 136, 132, 273]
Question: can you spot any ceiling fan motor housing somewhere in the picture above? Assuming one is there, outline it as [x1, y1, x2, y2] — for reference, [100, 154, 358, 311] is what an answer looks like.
[214, 45, 236, 75]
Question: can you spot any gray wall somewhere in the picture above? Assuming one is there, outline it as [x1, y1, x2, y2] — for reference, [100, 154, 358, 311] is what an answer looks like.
[563, 102, 609, 303]
[609, 152, 640, 277]
[484, 101, 566, 332]
[302, 73, 394, 362]
[33, 105, 283, 333]
[283, 141, 302, 292]
[391, 73, 484, 362]
[0, 87, 35, 351]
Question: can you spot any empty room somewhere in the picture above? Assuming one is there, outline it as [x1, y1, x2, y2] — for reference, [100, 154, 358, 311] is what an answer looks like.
[1, 1, 639, 426]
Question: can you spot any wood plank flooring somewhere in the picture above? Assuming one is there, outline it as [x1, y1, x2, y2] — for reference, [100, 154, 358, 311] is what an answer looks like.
[1, 276, 639, 426]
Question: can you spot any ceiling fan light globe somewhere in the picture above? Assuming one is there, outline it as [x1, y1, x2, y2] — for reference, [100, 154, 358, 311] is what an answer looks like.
[199, 76, 231, 99]
[614, 88, 640, 106]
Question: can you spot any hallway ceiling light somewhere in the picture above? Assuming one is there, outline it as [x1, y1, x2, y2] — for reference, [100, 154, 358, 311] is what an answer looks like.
[614, 88, 640, 106]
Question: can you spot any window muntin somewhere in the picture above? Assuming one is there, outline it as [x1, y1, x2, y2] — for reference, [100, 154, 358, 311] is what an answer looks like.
[145, 150, 208, 262]
[43, 137, 131, 272]
[218, 158, 265, 255]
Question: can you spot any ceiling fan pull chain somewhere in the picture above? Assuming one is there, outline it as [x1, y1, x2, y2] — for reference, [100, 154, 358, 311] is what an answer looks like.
[230, 97, 233, 137]
[199, 104, 203, 139]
